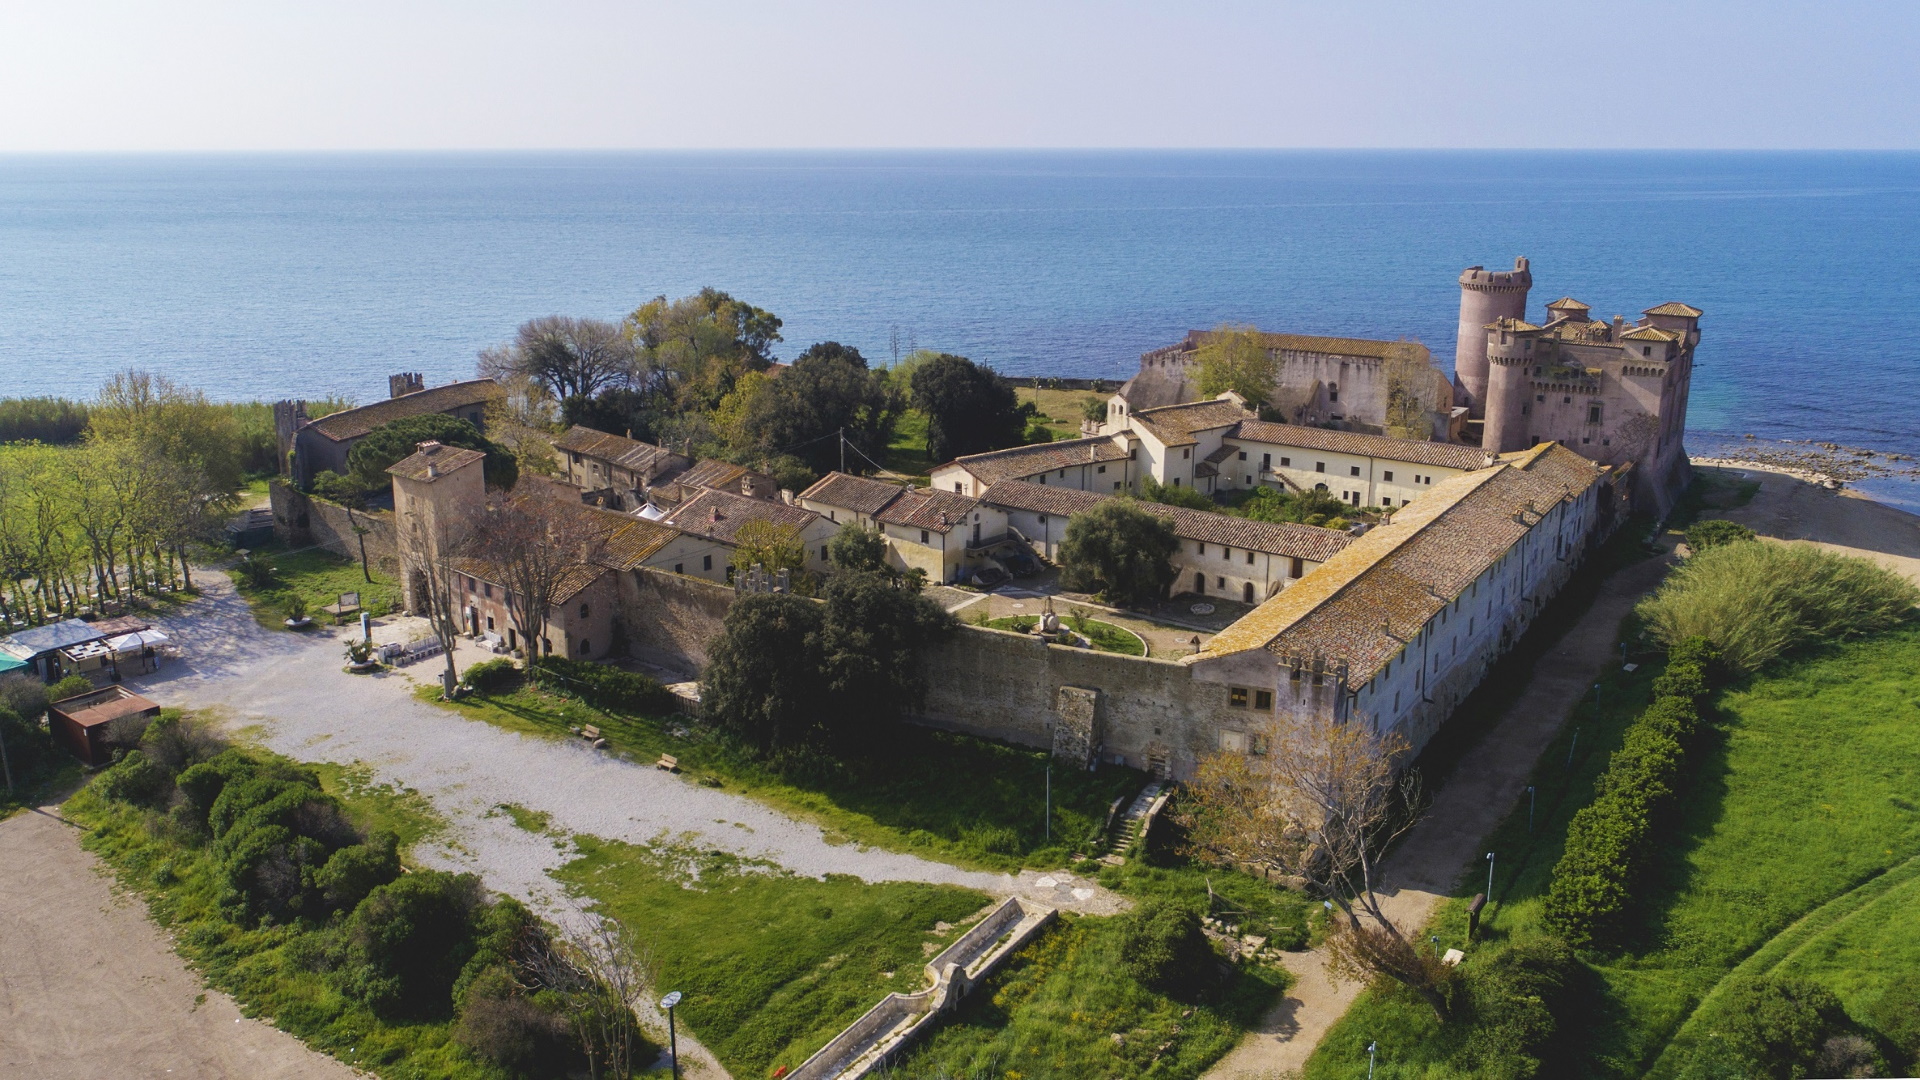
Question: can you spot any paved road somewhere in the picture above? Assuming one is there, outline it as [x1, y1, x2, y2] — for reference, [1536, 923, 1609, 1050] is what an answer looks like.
[0, 807, 360, 1080]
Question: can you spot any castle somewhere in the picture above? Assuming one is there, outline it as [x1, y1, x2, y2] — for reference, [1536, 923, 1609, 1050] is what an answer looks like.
[1111, 258, 1701, 513]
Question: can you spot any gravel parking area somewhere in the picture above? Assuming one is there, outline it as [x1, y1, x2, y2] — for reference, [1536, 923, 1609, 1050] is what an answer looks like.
[127, 575, 1119, 917]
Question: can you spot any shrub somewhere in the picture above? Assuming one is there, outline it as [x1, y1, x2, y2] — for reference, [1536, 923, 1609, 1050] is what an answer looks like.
[49, 675, 94, 703]
[314, 830, 402, 911]
[207, 770, 356, 924]
[94, 750, 173, 807]
[1638, 541, 1919, 672]
[454, 985, 570, 1074]
[336, 870, 488, 1019]
[1705, 976, 1880, 1080]
[527, 655, 674, 714]
[0, 396, 89, 444]
[1543, 639, 1719, 947]
[138, 713, 228, 774]
[1685, 518, 1755, 550]
[460, 658, 519, 694]
[1462, 937, 1585, 1077]
[0, 672, 50, 718]
[1115, 898, 1217, 1000]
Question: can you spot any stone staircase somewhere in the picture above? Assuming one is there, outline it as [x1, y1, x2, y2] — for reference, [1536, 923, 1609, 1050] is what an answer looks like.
[1099, 780, 1166, 865]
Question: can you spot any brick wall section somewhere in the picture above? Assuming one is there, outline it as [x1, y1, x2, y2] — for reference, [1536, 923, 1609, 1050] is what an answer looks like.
[269, 481, 399, 575]
[618, 567, 735, 675]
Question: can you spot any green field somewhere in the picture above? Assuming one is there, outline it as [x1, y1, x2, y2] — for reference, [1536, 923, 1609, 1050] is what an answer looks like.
[1306, 624, 1920, 1079]
[983, 614, 1148, 656]
[423, 679, 1146, 871]
[554, 837, 991, 1079]
[228, 544, 401, 630]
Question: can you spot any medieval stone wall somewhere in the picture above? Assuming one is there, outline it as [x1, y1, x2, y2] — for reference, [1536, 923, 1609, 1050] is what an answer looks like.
[268, 481, 399, 576]
[617, 567, 735, 676]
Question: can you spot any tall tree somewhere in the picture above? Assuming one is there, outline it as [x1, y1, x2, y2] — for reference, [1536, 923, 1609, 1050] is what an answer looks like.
[478, 316, 633, 407]
[908, 353, 1025, 462]
[1381, 341, 1445, 440]
[625, 288, 783, 412]
[472, 494, 610, 662]
[816, 571, 955, 745]
[699, 594, 827, 757]
[740, 342, 905, 475]
[1193, 325, 1279, 410]
[1179, 713, 1450, 1019]
[397, 493, 478, 697]
[346, 414, 517, 493]
[90, 370, 246, 495]
[1057, 498, 1180, 608]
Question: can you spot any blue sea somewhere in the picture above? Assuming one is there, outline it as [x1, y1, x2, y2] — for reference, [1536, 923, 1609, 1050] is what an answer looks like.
[3, 151, 1918, 503]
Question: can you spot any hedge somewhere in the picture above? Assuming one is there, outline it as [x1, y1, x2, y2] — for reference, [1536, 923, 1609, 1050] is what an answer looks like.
[1543, 637, 1721, 948]
[526, 655, 677, 715]
[459, 658, 519, 694]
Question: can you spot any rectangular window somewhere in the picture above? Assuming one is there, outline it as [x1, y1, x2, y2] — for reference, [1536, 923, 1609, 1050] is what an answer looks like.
[1114, 482, 1122, 489]
[1253, 689, 1273, 711]
[1588, 404, 1602, 423]
[1097, 465, 1106, 473]
[820, 545, 828, 561]
[1262, 453, 1272, 469]
[1228, 687, 1248, 708]
[1058, 468, 1066, 477]
[1245, 550, 1254, 565]
[1222, 547, 1231, 560]
[1383, 470, 1393, 482]
[1237, 451, 1247, 461]
[1290, 556, 1304, 578]
[702, 555, 712, 571]
[674, 563, 683, 574]
[1280, 456, 1291, 467]
[920, 529, 930, 543]
[954, 482, 964, 493]
[1183, 448, 1190, 459]
[1315, 462, 1326, 473]
[1197, 542, 1206, 555]
[1350, 465, 1361, 477]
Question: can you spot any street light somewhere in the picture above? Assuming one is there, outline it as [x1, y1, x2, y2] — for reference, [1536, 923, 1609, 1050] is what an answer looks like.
[1485, 852, 1496, 901]
[1367, 1040, 1378, 1079]
[1527, 785, 1536, 833]
[660, 991, 683, 1079]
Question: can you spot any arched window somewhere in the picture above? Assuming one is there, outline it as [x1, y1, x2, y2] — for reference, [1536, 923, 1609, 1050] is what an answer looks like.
[579, 602, 590, 619]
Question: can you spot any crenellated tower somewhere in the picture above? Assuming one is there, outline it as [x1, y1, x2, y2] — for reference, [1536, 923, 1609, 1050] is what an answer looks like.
[1455, 257, 1532, 416]
[1480, 317, 1539, 454]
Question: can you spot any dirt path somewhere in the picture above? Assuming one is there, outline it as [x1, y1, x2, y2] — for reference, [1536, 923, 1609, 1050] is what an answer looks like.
[0, 806, 360, 1080]
[1205, 544, 1678, 1079]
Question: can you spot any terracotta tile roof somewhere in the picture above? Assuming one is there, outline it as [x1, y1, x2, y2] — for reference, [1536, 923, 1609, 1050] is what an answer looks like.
[1229, 420, 1493, 472]
[1485, 317, 1542, 332]
[1545, 297, 1591, 311]
[453, 557, 609, 606]
[590, 510, 681, 570]
[663, 488, 820, 544]
[943, 436, 1131, 486]
[877, 488, 980, 534]
[306, 379, 503, 442]
[386, 442, 486, 482]
[979, 480, 1352, 562]
[1130, 398, 1253, 446]
[1620, 325, 1681, 342]
[798, 472, 908, 516]
[1202, 442, 1240, 464]
[1199, 443, 1602, 680]
[551, 425, 687, 477]
[1643, 302, 1703, 318]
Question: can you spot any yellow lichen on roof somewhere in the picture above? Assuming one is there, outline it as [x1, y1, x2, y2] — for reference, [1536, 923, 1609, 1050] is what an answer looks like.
[1546, 297, 1591, 310]
[1642, 302, 1703, 318]
[1484, 317, 1541, 332]
[1621, 325, 1680, 342]
[1195, 468, 1504, 658]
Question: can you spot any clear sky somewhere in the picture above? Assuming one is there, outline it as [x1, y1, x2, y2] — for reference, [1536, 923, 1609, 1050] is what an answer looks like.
[4, 1, 1916, 151]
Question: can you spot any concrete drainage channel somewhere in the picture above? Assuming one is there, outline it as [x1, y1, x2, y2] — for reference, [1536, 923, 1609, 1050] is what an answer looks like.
[787, 896, 1057, 1080]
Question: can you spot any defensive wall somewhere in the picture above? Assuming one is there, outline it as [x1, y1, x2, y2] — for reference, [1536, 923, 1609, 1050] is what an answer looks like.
[268, 481, 399, 576]
[618, 567, 734, 676]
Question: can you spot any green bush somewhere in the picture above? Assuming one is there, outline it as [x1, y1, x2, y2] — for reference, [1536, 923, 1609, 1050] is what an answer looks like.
[1638, 540, 1920, 672]
[335, 870, 488, 1019]
[528, 655, 675, 714]
[1115, 898, 1218, 1000]
[0, 396, 89, 444]
[48, 675, 94, 703]
[94, 750, 173, 807]
[1685, 518, 1755, 550]
[314, 830, 402, 911]
[1544, 639, 1719, 947]
[1699, 976, 1884, 1080]
[1461, 937, 1586, 1078]
[460, 657, 519, 693]
[0, 672, 51, 718]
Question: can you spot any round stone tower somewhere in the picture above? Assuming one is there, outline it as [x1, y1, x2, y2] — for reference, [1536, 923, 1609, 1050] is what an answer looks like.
[1481, 321, 1533, 454]
[1455, 257, 1532, 417]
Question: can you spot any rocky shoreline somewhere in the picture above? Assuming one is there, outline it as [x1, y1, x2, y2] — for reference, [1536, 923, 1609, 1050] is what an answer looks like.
[1690, 435, 1920, 490]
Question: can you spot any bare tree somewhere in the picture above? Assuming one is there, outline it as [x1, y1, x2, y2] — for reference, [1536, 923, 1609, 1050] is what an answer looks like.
[1382, 341, 1447, 441]
[398, 500, 477, 698]
[473, 492, 609, 662]
[527, 909, 655, 1080]
[1179, 712, 1452, 1018]
[479, 316, 633, 404]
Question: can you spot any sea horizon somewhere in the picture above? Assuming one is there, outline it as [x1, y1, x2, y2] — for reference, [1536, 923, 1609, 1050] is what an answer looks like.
[4, 148, 1918, 503]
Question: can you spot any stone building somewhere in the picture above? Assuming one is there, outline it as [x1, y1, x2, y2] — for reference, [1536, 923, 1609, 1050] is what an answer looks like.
[550, 425, 692, 510]
[275, 376, 502, 489]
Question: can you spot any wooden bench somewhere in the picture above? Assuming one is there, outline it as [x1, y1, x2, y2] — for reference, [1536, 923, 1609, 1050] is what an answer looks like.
[655, 754, 679, 772]
[579, 725, 601, 741]
[323, 591, 363, 626]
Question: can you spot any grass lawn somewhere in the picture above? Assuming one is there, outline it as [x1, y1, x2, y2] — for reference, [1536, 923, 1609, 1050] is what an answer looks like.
[1306, 624, 1920, 1079]
[1016, 386, 1106, 440]
[554, 836, 992, 1079]
[228, 544, 401, 630]
[981, 614, 1148, 656]
[421, 680, 1147, 871]
[64, 752, 497, 1080]
[887, 409, 937, 482]
[894, 858, 1306, 1080]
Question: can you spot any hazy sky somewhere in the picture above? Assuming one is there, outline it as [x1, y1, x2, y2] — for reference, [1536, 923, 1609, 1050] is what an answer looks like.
[4, 1, 1916, 151]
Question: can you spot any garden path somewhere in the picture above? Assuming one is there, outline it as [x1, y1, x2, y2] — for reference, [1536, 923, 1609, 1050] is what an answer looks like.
[1204, 540, 1680, 1079]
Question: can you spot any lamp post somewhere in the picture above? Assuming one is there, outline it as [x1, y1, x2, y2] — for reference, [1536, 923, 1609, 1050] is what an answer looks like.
[1485, 852, 1496, 901]
[1044, 761, 1052, 843]
[1527, 785, 1536, 833]
[660, 991, 683, 1079]
[1367, 1040, 1378, 1079]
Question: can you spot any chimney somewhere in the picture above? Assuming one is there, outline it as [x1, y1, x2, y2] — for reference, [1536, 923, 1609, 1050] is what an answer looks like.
[1611, 315, 1625, 339]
